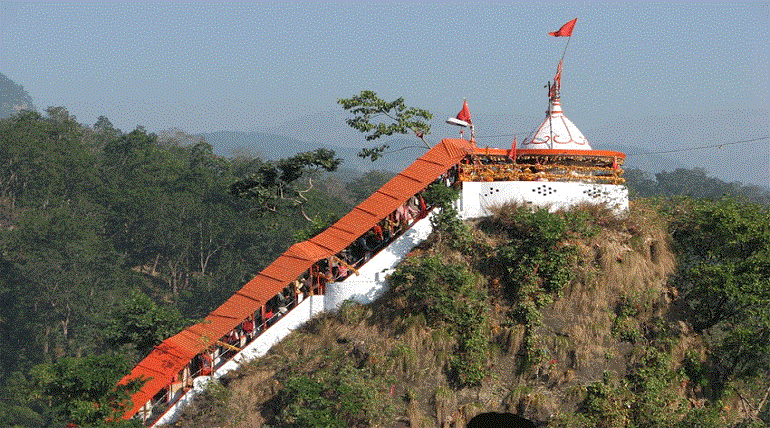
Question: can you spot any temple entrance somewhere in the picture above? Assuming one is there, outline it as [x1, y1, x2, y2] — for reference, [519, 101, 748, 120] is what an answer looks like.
[466, 412, 535, 428]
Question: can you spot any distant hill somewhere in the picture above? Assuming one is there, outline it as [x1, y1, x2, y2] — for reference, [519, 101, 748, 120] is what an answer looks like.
[0, 73, 36, 119]
[201, 130, 756, 191]
[200, 130, 426, 173]
[222, 107, 768, 188]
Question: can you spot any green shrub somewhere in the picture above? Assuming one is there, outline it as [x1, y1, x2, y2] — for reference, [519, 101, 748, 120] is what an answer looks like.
[423, 182, 459, 209]
[277, 364, 392, 428]
[389, 257, 490, 387]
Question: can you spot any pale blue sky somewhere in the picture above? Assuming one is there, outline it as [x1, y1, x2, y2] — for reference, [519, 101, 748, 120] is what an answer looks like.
[1, 3, 768, 147]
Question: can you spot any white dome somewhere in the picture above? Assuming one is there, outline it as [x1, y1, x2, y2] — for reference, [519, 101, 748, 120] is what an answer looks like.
[522, 99, 591, 150]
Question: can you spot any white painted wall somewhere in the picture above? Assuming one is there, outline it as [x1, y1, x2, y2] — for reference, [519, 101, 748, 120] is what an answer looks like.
[458, 181, 628, 218]
[324, 212, 435, 310]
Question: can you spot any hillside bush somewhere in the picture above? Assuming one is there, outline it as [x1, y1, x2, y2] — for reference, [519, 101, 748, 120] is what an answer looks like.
[389, 257, 490, 386]
[276, 363, 393, 428]
[669, 198, 770, 386]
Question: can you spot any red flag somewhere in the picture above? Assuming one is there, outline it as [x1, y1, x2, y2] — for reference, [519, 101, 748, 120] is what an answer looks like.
[549, 18, 577, 37]
[456, 99, 472, 125]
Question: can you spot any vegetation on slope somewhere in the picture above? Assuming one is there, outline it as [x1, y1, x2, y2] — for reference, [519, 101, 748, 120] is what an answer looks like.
[173, 197, 769, 428]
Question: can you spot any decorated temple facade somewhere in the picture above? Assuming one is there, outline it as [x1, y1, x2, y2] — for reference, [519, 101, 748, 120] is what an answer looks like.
[449, 65, 628, 217]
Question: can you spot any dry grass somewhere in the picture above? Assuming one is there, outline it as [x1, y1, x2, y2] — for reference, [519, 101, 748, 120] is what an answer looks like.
[538, 202, 678, 383]
[177, 200, 706, 428]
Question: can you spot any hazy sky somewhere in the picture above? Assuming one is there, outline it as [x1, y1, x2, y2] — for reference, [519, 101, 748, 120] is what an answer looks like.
[2, 3, 768, 144]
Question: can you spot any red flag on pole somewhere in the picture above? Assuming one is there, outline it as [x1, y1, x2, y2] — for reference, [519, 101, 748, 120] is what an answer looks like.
[456, 99, 472, 125]
[549, 18, 577, 37]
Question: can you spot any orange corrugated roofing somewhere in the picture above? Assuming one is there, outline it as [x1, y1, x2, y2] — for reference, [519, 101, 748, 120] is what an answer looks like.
[118, 139, 475, 419]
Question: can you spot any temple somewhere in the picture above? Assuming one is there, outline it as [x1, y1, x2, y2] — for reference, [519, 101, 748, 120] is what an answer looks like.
[116, 57, 627, 426]
[455, 71, 628, 217]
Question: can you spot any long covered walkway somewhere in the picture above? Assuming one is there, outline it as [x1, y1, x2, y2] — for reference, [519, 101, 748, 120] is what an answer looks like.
[117, 138, 477, 424]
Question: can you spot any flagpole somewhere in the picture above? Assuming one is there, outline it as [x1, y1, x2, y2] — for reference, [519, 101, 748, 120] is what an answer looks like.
[560, 35, 571, 64]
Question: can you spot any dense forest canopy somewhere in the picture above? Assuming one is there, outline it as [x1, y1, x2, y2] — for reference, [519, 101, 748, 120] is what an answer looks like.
[0, 105, 767, 427]
[0, 108, 370, 427]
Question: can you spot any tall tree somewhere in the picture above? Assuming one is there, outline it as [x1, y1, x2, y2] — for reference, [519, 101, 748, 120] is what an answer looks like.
[338, 91, 432, 161]
[230, 148, 342, 221]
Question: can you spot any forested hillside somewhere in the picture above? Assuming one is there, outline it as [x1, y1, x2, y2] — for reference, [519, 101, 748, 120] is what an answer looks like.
[624, 168, 770, 204]
[0, 106, 767, 427]
[0, 108, 390, 427]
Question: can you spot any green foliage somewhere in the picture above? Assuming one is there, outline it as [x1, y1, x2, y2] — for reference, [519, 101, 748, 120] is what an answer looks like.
[430, 206, 471, 249]
[675, 406, 726, 428]
[492, 207, 574, 300]
[489, 204, 592, 368]
[626, 347, 685, 426]
[277, 363, 393, 428]
[338, 90, 432, 142]
[389, 257, 490, 386]
[103, 291, 188, 358]
[574, 372, 633, 428]
[338, 90, 432, 161]
[423, 182, 459, 209]
[624, 167, 770, 204]
[557, 349, 688, 427]
[229, 148, 342, 218]
[669, 198, 770, 384]
[612, 300, 642, 343]
[31, 353, 142, 427]
[423, 183, 471, 250]
[0, 108, 367, 425]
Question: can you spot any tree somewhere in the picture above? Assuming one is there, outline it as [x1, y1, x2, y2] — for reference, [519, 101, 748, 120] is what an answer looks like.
[4, 198, 124, 359]
[230, 148, 342, 221]
[670, 198, 770, 388]
[338, 91, 432, 161]
[31, 353, 142, 427]
[104, 291, 187, 359]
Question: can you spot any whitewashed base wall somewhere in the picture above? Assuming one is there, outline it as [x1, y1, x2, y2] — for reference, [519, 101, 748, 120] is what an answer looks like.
[458, 181, 628, 218]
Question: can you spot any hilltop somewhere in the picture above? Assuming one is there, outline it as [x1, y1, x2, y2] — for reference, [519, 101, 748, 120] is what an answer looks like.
[172, 199, 769, 427]
[0, 73, 36, 119]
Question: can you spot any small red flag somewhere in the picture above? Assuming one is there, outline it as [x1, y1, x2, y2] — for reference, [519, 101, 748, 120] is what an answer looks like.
[549, 18, 577, 37]
[456, 99, 472, 125]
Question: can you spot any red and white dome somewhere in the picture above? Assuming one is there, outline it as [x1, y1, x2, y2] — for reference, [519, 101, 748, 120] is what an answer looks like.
[521, 98, 591, 150]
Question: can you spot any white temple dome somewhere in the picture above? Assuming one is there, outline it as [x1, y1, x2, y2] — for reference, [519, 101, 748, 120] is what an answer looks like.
[522, 98, 592, 150]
